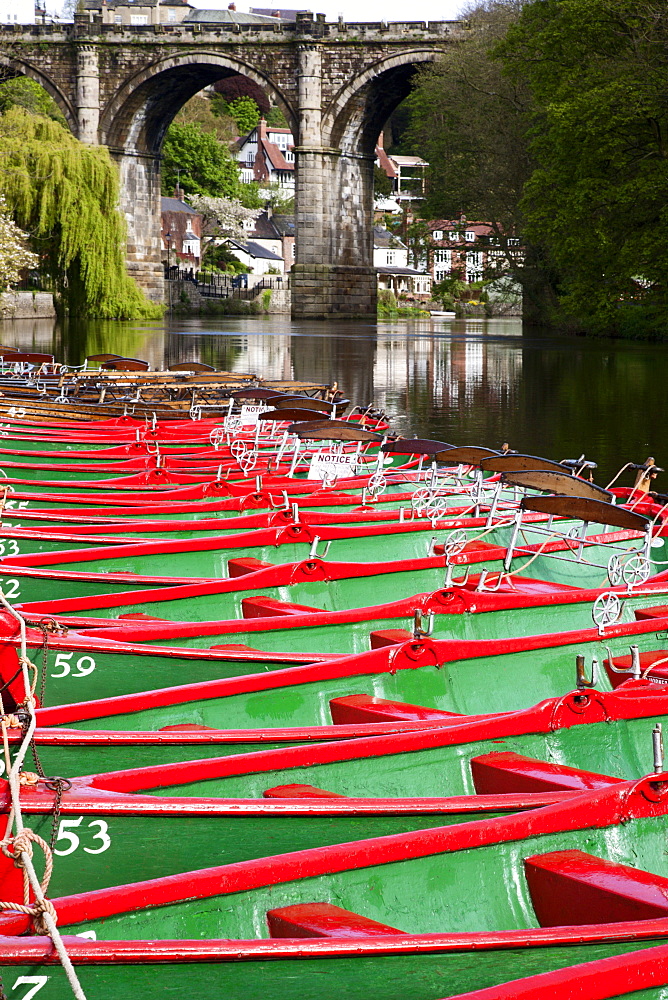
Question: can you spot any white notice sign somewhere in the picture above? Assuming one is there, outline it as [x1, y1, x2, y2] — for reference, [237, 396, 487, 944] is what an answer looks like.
[308, 453, 358, 480]
[239, 404, 267, 426]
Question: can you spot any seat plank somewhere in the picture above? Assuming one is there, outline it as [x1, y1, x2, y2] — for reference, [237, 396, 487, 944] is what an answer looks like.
[267, 902, 402, 938]
[471, 752, 621, 793]
[526, 849, 668, 926]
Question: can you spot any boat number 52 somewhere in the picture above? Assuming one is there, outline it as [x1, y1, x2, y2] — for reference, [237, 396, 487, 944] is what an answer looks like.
[54, 817, 111, 856]
[10, 978, 49, 1000]
[51, 653, 96, 678]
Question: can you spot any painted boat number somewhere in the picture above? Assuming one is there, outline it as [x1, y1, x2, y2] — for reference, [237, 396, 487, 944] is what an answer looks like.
[1, 580, 20, 599]
[0, 541, 20, 557]
[51, 653, 96, 678]
[7, 408, 26, 419]
[54, 817, 111, 856]
[11, 978, 49, 1000]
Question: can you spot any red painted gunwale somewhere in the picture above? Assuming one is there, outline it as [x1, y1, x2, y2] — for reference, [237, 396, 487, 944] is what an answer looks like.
[32, 686, 668, 785]
[5, 780, 571, 817]
[0, 777, 666, 939]
[445, 943, 668, 999]
[17, 562, 664, 623]
[28, 615, 668, 725]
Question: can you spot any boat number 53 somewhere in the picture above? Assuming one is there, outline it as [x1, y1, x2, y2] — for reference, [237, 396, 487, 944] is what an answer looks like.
[51, 653, 96, 678]
[54, 817, 111, 856]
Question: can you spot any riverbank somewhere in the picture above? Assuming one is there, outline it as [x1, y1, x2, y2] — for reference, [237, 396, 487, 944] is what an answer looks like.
[0, 291, 55, 321]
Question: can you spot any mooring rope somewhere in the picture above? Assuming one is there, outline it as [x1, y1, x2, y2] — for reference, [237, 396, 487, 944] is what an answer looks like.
[0, 590, 88, 1000]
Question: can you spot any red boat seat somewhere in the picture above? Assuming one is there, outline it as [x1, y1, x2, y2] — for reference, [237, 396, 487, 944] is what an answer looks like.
[634, 606, 668, 622]
[263, 784, 347, 799]
[470, 752, 621, 793]
[525, 850, 668, 926]
[267, 902, 402, 938]
[241, 596, 324, 618]
[228, 557, 273, 578]
[369, 629, 413, 648]
[330, 694, 463, 724]
[603, 648, 668, 687]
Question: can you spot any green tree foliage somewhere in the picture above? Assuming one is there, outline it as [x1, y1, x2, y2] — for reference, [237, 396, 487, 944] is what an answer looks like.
[373, 165, 393, 198]
[0, 77, 67, 127]
[407, 1, 531, 236]
[161, 121, 243, 199]
[173, 94, 237, 145]
[500, 0, 668, 335]
[226, 96, 261, 136]
[0, 106, 160, 319]
[265, 105, 289, 128]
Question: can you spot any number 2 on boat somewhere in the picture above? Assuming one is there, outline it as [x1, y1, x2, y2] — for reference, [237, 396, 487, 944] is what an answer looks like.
[1, 580, 20, 598]
[51, 653, 96, 679]
[54, 817, 111, 856]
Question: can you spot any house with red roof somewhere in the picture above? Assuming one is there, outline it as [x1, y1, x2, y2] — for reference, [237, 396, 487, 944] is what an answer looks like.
[427, 220, 523, 285]
[236, 118, 295, 192]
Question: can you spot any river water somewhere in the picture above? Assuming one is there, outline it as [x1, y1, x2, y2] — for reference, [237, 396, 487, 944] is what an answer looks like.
[2, 313, 665, 487]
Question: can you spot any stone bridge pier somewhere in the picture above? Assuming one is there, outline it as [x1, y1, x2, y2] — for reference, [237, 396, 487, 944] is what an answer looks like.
[0, 16, 466, 318]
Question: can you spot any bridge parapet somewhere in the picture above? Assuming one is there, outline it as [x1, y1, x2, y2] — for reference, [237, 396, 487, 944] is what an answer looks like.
[0, 19, 466, 42]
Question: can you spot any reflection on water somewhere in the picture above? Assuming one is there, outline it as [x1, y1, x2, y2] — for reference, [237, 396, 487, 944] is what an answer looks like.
[1, 312, 665, 485]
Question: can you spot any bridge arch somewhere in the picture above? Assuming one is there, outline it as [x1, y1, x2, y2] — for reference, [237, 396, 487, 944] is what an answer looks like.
[101, 51, 296, 154]
[0, 55, 76, 133]
[323, 48, 441, 154]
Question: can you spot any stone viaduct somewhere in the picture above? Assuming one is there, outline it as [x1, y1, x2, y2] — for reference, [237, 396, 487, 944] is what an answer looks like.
[0, 14, 467, 318]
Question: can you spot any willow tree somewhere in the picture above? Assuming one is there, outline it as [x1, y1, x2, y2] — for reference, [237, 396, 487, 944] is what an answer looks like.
[0, 106, 161, 319]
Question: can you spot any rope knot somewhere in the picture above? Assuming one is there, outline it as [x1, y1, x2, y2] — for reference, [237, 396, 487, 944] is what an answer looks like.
[18, 771, 39, 787]
[31, 895, 58, 935]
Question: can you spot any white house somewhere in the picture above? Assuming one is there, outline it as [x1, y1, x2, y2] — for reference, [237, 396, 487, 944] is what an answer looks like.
[0, 0, 34, 24]
[375, 134, 428, 203]
[236, 119, 295, 191]
[374, 226, 431, 298]
[225, 240, 285, 276]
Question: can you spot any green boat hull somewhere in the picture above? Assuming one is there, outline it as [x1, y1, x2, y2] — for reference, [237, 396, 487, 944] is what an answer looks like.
[0, 939, 665, 1000]
[29, 625, 668, 731]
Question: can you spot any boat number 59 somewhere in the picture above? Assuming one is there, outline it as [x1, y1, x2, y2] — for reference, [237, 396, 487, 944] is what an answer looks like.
[54, 817, 111, 856]
[11, 978, 49, 1000]
[51, 653, 96, 679]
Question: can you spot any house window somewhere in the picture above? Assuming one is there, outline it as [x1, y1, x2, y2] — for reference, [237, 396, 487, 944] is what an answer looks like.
[448, 231, 459, 241]
[465, 231, 476, 242]
[291, 243, 296, 259]
[434, 249, 451, 266]
[114, 14, 122, 22]
[432, 230, 443, 241]
[284, 150, 294, 162]
[507, 238, 520, 246]
[386, 251, 396, 265]
[130, 14, 149, 24]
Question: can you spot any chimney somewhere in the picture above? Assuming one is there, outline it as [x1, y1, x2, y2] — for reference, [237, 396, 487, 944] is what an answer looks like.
[377, 131, 384, 150]
[273, 8, 280, 13]
[228, 3, 236, 9]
